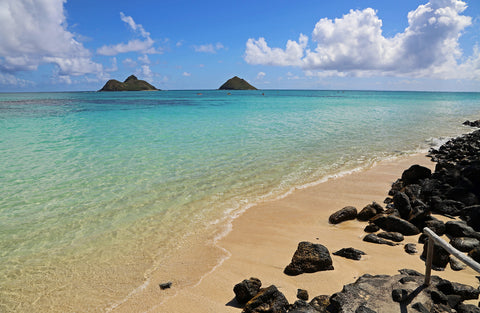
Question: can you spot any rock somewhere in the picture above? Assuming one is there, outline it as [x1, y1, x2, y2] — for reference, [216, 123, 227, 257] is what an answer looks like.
[462, 205, 480, 231]
[371, 215, 420, 235]
[234, 277, 262, 304]
[364, 223, 380, 233]
[284, 242, 334, 276]
[159, 281, 172, 290]
[309, 295, 330, 313]
[450, 237, 480, 252]
[436, 279, 480, 300]
[456, 303, 480, 313]
[288, 300, 317, 313]
[446, 221, 480, 239]
[363, 234, 398, 246]
[405, 184, 422, 202]
[447, 294, 462, 309]
[432, 199, 465, 216]
[412, 302, 430, 313]
[469, 246, 480, 263]
[219, 76, 257, 90]
[400, 276, 417, 284]
[405, 243, 418, 254]
[392, 288, 411, 302]
[243, 285, 289, 313]
[355, 305, 377, 313]
[449, 255, 466, 271]
[424, 219, 446, 236]
[421, 238, 450, 270]
[430, 290, 448, 304]
[357, 203, 380, 221]
[431, 303, 454, 312]
[297, 289, 309, 301]
[333, 247, 366, 260]
[398, 268, 422, 276]
[401, 165, 432, 185]
[463, 120, 480, 128]
[377, 231, 404, 242]
[393, 192, 412, 220]
[329, 206, 357, 224]
[99, 75, 158, 91]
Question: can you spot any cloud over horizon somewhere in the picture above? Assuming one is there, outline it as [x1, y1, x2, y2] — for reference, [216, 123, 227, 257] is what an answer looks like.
[0, 0, 102, 83]
[245, 0, 479, 80]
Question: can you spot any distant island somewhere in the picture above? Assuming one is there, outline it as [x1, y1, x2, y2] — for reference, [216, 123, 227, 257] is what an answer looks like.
[219, 76, 257, 90]
[99, 75, 158, 91]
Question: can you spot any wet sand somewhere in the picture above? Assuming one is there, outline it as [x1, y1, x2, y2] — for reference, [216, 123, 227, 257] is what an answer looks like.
[113, 154, 478, 312]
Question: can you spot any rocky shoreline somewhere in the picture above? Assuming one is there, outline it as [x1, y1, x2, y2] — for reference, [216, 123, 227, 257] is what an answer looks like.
[230, 121, 480, 313]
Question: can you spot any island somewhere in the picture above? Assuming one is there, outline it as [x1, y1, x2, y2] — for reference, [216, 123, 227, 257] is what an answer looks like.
[218, 76, 257, 90]
[98, 75, 158, 91]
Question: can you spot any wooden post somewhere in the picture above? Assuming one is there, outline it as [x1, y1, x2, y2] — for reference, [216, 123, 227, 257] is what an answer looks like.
[424, 236, 434, 286]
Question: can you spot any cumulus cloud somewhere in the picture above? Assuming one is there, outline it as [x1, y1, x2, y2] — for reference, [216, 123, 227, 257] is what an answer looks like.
[193, 43, 225, 53]
[0, 0, 102, 77]
[183, 72, 191, 77]
[244, 0, 479, 79]
[97, 13, 160, 56]
[256, 71, 266, 80]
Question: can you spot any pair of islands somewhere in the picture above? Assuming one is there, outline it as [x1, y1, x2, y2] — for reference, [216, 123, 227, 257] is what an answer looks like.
[99, 75, 257, 91]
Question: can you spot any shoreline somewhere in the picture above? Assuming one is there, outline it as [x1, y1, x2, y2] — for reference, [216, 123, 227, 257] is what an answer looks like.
[112, 152, 479, 312]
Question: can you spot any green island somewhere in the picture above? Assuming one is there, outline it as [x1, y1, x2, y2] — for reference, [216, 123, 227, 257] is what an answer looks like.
[218, 76, 257, 90]
[99, 75, 158, 91]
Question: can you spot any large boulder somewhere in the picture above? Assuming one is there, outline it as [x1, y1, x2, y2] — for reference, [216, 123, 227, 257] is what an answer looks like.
[357, 202, 383, 221]
[329, 206, 357, 224]
[234, 277, 262, 304]
[424, 219, 446, 236]
[461, 205, 480, 231]
[393, 192, 412, 220]
[445, 221, 480, 239]
[421, 239, 450, 270]
[243, 285, 289, 313]
[436, 279, 480, 301]
[450, 237, 480, 252]
[371, 215, 420, 235]
[402, 165, 432, 185]
[284, 242, 334, 276]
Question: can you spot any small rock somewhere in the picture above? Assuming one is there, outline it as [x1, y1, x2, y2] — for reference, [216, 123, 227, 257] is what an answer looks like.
[393, 192, 412, 220]
[364, 223, 380, 233]
[355, 305, 377, 313]
[457, 303, 480, 313]
[333, 247, 366, 260]
[288, 300, 317, 313]
[234, 277, 262, 304]
[392, 288, 411, 302]
[159, 281, 172, 290]
[446, 221, 480, 239]
[371, 215, 420, 235]
[424, 219, 446, 236]
[449, 255, 466, 271]
[404, 243, 418, 255]
[329, 206, 358, 224]
[297, 289, 309, 301]
[469, 246, 480, 263]
[450, 237, 480, 252]
[430, 290, 448, 304]
[447, 294, 462, 309]
[400, 276, 416, 284]
[309, 295, 330, 312]
[377, 231, 404, 242]
[437, 279, 480, 300]
[421, 238, 450, 270]
[284, 242, 334, 276]
[412, 302, 430, 313]
[243, 285, 289, 313]
[363, 234, 398, 246]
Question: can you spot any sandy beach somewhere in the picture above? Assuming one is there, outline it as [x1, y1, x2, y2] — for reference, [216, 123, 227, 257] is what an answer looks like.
[112, 153, 479, 312]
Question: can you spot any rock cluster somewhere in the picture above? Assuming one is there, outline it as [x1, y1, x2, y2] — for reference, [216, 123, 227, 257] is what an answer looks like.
[233, 270, 479, 313]
[463, 120, 480, 128]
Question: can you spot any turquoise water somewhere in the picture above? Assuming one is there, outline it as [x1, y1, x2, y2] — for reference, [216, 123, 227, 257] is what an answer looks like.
[1, 90, 479, 311]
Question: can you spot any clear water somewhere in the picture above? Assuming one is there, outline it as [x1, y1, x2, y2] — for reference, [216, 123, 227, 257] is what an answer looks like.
[1, 90, 479, 312]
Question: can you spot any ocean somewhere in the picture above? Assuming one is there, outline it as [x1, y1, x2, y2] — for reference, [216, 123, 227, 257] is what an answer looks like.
[1, 90, 479, 312]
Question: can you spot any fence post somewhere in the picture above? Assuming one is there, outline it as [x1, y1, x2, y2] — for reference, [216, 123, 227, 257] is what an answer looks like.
[424, 236, 434, 286]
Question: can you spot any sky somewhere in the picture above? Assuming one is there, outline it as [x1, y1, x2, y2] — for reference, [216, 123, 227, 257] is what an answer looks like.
[0, 0, 479, 92]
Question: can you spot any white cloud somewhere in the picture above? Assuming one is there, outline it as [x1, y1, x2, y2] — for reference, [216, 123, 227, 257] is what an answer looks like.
[122, 58, 137, 67]
[193, 42, 225, 53]
[97, 13, 160, 56]
[244, 0, 479, 80]
[256, 71, 266, 80]
[0, 0, 102, 77]
[183, 72, 191, 77]
[135, 64, 153, 79]
[105, 57, 118, 72]
[138, 55, 150, 64]
[0, 72, 34, 86]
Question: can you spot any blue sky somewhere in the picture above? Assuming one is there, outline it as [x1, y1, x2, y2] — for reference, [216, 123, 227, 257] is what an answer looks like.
[0, 0, 479, 91]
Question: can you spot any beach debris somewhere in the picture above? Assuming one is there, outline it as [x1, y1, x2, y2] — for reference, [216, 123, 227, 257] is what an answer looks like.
[328, 206, 357, 224]
[296, 289, 309, 301]
[363, 234, 398, 246]
[233, 277, 262, 304]
[404, 243, 418, 255]
[284, 241, 334, 276]
[376, 231, 404, 242]
[357, 202, 383, 221]
[333, 247, 366, 260]
[159, 281, 172, 290]
[242, 285, 288, 313]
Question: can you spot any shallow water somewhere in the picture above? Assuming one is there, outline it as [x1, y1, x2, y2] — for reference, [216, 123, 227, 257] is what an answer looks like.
[0, 90, 479, 312]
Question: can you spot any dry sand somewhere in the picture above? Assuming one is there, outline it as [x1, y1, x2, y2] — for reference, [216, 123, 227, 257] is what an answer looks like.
[113, 154, 478, 312]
